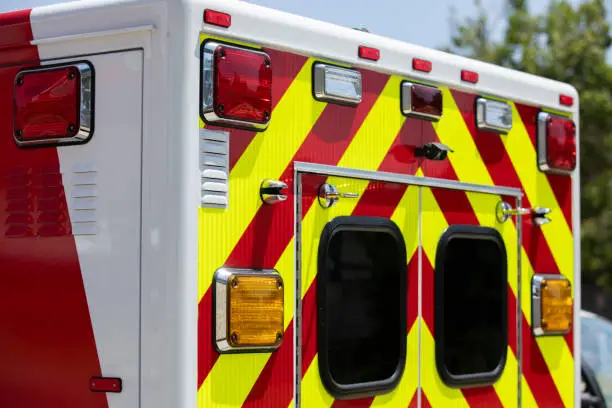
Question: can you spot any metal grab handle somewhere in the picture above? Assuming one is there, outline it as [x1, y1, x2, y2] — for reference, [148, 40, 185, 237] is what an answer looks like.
[318, 183, 359, 208]
[496, 201, 552, 226]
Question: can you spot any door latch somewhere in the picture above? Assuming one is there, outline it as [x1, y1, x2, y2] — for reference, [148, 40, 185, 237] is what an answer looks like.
[496, 201, 552, 226]
[318, 183, 359, 208]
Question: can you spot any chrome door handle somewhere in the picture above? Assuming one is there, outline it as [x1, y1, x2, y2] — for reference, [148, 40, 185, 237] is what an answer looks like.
[496, 201, 552, 226]
[318, 183, 359, 208]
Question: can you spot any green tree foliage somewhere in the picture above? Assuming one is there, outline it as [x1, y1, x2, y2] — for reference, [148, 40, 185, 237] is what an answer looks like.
[445, 0, 612, 287]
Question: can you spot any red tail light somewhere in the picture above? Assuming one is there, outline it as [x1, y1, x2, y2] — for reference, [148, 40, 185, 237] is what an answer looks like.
[13, 63, 93, 147]
[559, 94, 574, 107]
[401, 82, 442, 121]
[201, 42, 272, 130]
[537, 112, 576, 175]
[412, 58, 432, 73]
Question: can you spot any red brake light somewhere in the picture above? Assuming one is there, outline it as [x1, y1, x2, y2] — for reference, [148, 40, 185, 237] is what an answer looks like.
[204, 9, 231, 28]
[461, 70, 478, 84]
[358, 46, 380, 61]
[401, 82, 442, 121]
[537, 112, 576, 175]
[559, 94, 574, 107]
[201, 42, 272, 130]
[412, 58, 432, 73]
[13, 63, 93, 146]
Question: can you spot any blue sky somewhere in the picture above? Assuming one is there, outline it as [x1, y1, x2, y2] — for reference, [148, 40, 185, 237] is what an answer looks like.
[1, 0, 578, 51]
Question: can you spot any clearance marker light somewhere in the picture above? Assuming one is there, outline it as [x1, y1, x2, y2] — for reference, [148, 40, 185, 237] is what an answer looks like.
[204, 9, 231, 28]
[412, 58, 432, 73]
[461, 69, 479, 84]
[559, 94, 574, 107]
[401, 82, 442, 121]
[537, 112, 576, 175]
[532, 274, 573, 336]
[313, 63, 362, 105]
[213, 268, 284, 353]
[358, 46, 380, 61]
[475, 97, 513, 133]
[13, 62, 94, 147]
[201, 42, 272, 131]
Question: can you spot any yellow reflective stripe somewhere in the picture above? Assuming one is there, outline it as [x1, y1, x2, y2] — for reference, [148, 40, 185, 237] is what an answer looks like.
[421, 323, 470, 407]
[372, 185, 420, 407]
[504, 103, 574, 285]
[198, 57, 325, 300]
[494, 348, 518, 408]
[521, 376, 539, 408]
[301, 356, 334, 407]
[433, 87, 493, 186]
[535, 337, 575, 408]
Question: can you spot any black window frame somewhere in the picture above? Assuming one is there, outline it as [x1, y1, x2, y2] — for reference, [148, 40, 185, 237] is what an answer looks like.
[317, 215, 408, 399]
[434, 224, 508, 388]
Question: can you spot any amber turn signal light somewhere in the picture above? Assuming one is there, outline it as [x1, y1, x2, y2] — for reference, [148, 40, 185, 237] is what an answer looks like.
[214, 268, 284, 352]
[532, 274, 573, 336]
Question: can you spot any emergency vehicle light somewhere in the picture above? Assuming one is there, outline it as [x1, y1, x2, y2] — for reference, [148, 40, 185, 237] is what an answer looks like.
[537, 112, 576, 175]
[413, 58, 432, 73]
[401, 82, 442, 121]
[313, 63, 362, 105]
[201, 42, 272, 131]
[532, 274, 573, 336]
[559, 94, 574, 107]
[461, 70, 479, 84]
[13, 62, 93, 147]
[476, 98, 512, 133]
[213, 268, 284, 353]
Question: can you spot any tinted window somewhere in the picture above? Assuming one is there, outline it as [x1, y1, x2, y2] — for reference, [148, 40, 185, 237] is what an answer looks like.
[434, 225, 508, 387]
[317, 216, 407, 399]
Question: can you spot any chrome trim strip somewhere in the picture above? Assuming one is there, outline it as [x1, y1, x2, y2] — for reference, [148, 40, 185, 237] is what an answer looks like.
[516, 196, 523, 407]
[30, 25, 156, 45]
[14, 62, 94, 147]
[417, 186, 423, 408]
[294, 162, 523, 197]
[294, 169, 302, 408]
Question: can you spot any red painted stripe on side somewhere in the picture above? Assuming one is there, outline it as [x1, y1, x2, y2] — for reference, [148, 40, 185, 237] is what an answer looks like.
[407, 389, 418, 408]
[234, 70, 390, 403]
[0, 11, 107, 408]
[515, 103, 573, 231]
[407, 254, 419, 331]
[421, 253, 435, 335]
[197, 287, 216, 387]
[461, 387, 504, 408]
[330, 397, 375, 407]
[226, 50, 308, 170]
[376, 117, 421, 175]
[421, 390, 433, 408]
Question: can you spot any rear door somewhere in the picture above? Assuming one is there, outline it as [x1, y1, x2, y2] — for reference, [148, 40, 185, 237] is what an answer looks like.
[296, 171, 419, 406]
[419, 187, 519, 407]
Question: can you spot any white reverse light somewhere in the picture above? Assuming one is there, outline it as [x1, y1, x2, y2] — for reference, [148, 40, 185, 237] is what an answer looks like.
[313, 63, 362, 105]
[476, 97, 513, 133]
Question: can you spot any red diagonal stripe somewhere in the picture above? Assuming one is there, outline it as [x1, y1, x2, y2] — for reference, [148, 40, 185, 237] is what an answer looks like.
[515, 103, 573, 231]
[197, 287, 215, 387]
[451, 90, 568, 405]
[408, 389, 418, 408]
[421, 390, 433, 408]
[462, 387, 504, 408]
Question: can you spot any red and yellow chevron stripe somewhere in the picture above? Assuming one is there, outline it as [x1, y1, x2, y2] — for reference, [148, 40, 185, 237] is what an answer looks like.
[197, 35, 575, 407]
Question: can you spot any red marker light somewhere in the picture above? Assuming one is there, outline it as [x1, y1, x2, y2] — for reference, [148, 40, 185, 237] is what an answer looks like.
[412, 58, 432, 73]
[358, 46, 380, 61]
[14, 66, 80, 143]
[90, 377, 122, 393]
[546, 115, 576, 172]
[559, 94, 574, 107]
[204, 9, 231, 28]
[461, 69, 479, 84]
